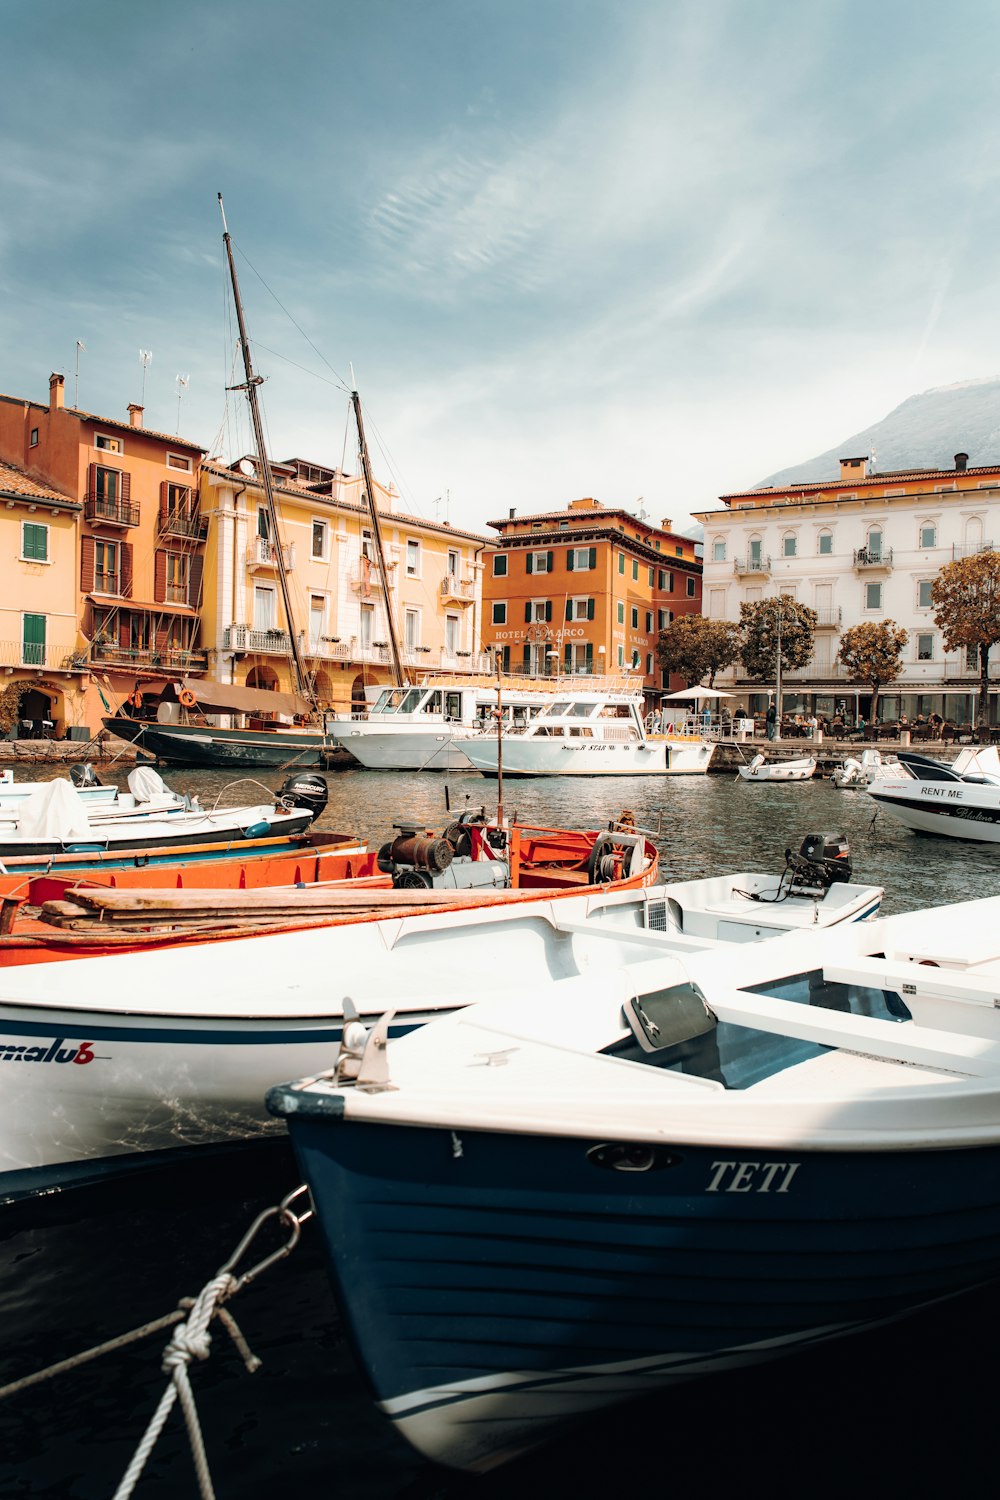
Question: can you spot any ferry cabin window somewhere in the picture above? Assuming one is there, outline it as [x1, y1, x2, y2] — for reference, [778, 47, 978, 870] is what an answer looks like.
[422, 691, 443, 714]
[398, 688, 423, 712]
[492, 553, 507, 576]
[918, 580, 933, 608]
[541, 700, 572, 717]
[445, 693, 462, 720]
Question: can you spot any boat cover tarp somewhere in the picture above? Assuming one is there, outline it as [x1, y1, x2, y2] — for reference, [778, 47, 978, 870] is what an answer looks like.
[163, 678, 311, 717]
[16, 780, 94, 841]
[127, 766, 168, 803]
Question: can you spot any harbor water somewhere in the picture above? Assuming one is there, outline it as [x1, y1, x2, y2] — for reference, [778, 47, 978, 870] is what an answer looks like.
[2, 762, 998, 1497]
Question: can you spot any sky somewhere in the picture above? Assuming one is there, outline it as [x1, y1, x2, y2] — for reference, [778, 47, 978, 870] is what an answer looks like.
[4, 0, 1000, 538]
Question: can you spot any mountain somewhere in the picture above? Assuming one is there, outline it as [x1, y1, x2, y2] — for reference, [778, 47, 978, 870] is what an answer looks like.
[758, 378, 1000, 488]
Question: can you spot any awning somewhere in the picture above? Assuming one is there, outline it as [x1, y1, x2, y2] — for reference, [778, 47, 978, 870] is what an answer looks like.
[659, 686, 732, 701]
[162, 678, 312, 716]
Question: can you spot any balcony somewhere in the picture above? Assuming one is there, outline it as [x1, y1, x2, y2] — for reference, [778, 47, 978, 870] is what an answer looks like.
[733, 555, 771, 578]
[952, 541, 995, 561]
[224, 624, 293, 655]
[813, 607, 842, 628]
[159, 508, 209, 541]
[85, 494, 140, 527]
[93, 570, 123, 596]
[853, 547, 893, 571]
[90, 642, 208, 672]
[246, 537, 295, 572]
[943, 657, 1000, 681]
[0, 639, 89, 672]
[440, 575, 475, 604]
[350, 559, 394, 595]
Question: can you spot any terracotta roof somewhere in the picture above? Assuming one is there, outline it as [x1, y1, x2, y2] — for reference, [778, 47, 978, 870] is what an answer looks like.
[717, 464, 1000, 503]
[487, 506, 688, 541]
[201, 459, 488, 543]
[0, 459, 79, 508]
[0, 392, 205, 452]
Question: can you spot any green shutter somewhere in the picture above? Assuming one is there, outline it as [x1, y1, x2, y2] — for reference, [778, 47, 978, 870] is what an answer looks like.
[524, 602, 532, 623]
[618, 553, 624, 574]
[567, 548, 575, 571]
[589, 547, 597, 570]
[565, 600, 572, 621]
[587, 598, 595, 620]
[564, 643, 572, 672]
[585, 641, 593, 671]
[545, 600, 552, 623]
[547, 551, 554, 572]
[22, 613, 46, 665]
[522, 643, 531, 672]
[526, 553, 533, 574]
[22, 523, 48, 561]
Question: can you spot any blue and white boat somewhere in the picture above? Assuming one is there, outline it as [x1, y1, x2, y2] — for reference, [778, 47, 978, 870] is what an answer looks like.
[269, 895, 1000, 1472]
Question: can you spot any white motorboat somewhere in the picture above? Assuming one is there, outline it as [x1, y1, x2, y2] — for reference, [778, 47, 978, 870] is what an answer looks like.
[830, 748, 890, 789]
[867, 744, 1000, 841]
[0, 834, 881, 1202]
[737, 753, 816, 782]
[327, 678, 558, 771]
[0, 766, 118, 809]
[0, 767, 327, 859]
[271, 894, 1000, 1473]
[459, 688, 715, 777]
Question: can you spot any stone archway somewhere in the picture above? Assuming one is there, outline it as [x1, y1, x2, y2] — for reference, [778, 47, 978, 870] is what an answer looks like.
[350, 674, 368, 714]
[311, 670, 333, 706]
[245, 665, 279, 692]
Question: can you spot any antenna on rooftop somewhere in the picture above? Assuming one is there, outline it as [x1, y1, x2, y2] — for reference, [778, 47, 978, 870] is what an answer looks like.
[139, 349, 153, 405]
[74, 340, 86, 408]
[636, 496, 647, 521]
[175, 374, 190, 433]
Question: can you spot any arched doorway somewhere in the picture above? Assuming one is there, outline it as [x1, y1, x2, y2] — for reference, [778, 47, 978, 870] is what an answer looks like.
[311, 670, 333, 706]
[351, 674, 369, 715]
[245, 665, 279, 692]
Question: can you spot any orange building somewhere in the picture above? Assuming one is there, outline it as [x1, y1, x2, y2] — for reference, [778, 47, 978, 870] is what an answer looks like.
[0, 372, 207, 729]
[482, 498, 701, 696]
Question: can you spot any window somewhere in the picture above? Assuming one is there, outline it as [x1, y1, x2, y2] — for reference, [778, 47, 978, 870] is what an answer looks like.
[566, 597, 594, 621]
[645, 611, 653, 632]
[631, 606, 639, 629]
[22, 613, 46, 666]
[648, 567, 655, 587]
[675, 546, 683, 557]
[568, 547, 596, 571]
[646, 653, 654, 674]
[867, 529, 883, 559]
[166, 453, 192, 471]
[865, 582, 882, 610]
[917, 633, 934, 661]
[359, 602, 374, 648]
[617, 645, 624, 666]
[657, 569, 667, 589]
[406, 540, 420, 577]
[311, 520, 328, 560]
[447, 549, 459, 576]
[919, 524, 937, 549]
[445, 614, 459, 655]
[166, 553, 189, 605]
[29, 428, 38, 447]
[95, 539, 119, 593]
[21, 522, 48, 562]
[918, 580, 933, 609]
[94, 433, 122, 454]
[658, 609, 672, 629]
[526, 550, 552, 574]
[95, 465, 122, 505]
[748, 538, 762, 565]
[618, 553, 625, 574]
[309, 595, 326, 652]
[686, 577, 696, 598]
[818, 532, 833, 555]
[783, 534, 797, 557]
[617, 601, 625, 625]
[492, 601, 507, 625]
[492, 552, 507, 576]
[967, 645, 979, 669]
[526, 599, 551, 623]
[360, 529, 372, 560]
[632, 559, 639, 581]
[404, 608, 420, 651]
[712, 540, 726, 562]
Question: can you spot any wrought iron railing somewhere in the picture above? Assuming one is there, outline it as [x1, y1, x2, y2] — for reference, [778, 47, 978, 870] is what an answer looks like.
[84, 495, 140, 526]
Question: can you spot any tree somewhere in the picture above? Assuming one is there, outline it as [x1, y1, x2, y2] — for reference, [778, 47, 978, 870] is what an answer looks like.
[837, 621, 908, 733]
[655, 615, 741, 687]
[931, 552, 1000, 732]
[738, 596, 817, 686]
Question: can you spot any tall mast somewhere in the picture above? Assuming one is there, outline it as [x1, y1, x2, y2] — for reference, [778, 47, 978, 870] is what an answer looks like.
[218, 194, 314, 707]
[351, 386, 408, 688]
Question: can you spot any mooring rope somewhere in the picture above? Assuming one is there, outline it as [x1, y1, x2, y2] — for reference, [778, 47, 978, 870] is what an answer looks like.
[1, 1183, 313, 1499]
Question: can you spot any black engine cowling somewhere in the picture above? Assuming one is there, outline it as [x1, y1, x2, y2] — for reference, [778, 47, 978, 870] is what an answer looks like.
[784, 832, 852, 889]
[69, 762, 104, 788]
[276, 773, 328, 822]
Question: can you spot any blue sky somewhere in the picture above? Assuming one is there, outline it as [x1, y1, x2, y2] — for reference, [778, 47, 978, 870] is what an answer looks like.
[3, 0, 1000, 536]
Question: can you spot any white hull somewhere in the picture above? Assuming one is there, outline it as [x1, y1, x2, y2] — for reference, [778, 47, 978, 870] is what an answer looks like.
[463, 735, 714, 777]
[737, 757, 816, 782]
[869, 780, 1000, 841]
[332, 726, 478, 771]
[0, 874, 881, 1199]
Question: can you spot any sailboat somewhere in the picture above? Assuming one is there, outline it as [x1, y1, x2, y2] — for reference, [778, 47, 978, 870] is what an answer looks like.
[102, 200, 401, 770]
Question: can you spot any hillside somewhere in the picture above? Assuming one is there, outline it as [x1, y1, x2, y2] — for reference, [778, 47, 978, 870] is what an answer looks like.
[759, 378, 1000, 488]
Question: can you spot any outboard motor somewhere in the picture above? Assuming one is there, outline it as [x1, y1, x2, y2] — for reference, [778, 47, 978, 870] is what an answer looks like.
[69, 762, 103, 788]
[784, 832, 852, 891]
[277, 773, 328, 822]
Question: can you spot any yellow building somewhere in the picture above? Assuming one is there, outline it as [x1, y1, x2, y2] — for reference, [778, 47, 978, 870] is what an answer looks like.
[0, 459, 88, 739]
[200, 455, 487, 714]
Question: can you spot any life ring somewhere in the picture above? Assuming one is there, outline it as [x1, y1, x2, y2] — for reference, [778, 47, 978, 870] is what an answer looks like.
[179, 689, 197, 708]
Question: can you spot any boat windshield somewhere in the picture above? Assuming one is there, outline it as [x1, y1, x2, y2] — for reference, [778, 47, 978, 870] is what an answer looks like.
[540, 701, 573, 718]
[372, 688, 419, 714]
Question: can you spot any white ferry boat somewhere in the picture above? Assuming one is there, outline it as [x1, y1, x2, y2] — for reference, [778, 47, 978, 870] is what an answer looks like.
[459, 688, 715, 777]
[328, 678, 562, 771]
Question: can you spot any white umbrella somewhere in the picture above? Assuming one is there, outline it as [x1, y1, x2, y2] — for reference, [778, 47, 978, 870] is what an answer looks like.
[659, 686, 732, 701]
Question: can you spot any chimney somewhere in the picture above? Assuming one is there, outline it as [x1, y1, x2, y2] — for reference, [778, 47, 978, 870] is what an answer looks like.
[49, 372, 65, 410]
[127, 403, 144, 428]
[955, 452, 969, 471]
[839, 456, 868, 481]
[661, 518, 672, 530]
[508, 507, 516, 519]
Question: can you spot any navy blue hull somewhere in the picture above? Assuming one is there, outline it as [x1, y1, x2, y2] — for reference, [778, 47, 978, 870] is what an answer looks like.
[104, 716, 354, 770]
[280, 1110, 1000, 1468]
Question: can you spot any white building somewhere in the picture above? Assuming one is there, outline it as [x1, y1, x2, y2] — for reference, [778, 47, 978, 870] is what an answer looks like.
[694, 452, 1000, 724]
